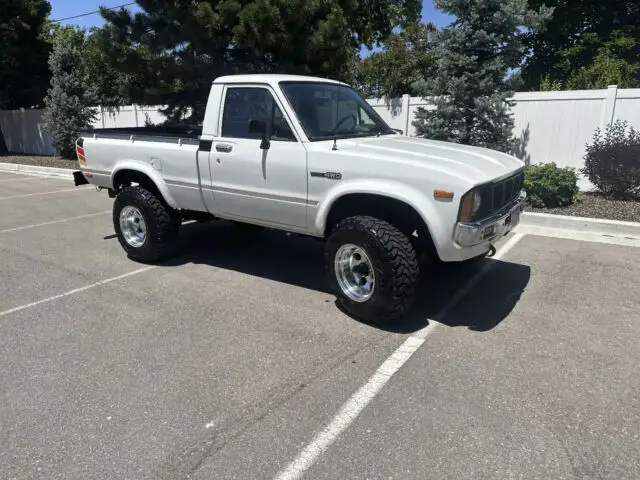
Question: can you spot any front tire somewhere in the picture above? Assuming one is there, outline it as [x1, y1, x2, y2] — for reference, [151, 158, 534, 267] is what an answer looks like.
[113, 186, 179, 263]
[325, 216, 420, 324]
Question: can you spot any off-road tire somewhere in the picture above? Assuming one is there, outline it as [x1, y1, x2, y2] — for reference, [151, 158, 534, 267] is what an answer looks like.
[113, 186, 180, 263]
[325, 216, 420, 324]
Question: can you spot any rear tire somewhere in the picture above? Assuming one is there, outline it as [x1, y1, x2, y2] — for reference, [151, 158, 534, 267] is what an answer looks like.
[325, 216, 420, 324]
[113, 186, 179, 263]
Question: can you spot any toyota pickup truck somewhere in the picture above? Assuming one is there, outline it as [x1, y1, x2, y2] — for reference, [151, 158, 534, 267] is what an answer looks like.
[73, 74, 525, 324]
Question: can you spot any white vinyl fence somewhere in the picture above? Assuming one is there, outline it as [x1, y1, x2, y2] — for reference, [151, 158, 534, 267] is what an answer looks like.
[2, 87, 640, 189]
[0, 105, 167, 156]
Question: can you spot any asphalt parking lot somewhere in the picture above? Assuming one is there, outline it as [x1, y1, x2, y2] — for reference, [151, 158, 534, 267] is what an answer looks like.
[1, 170, 639, 480]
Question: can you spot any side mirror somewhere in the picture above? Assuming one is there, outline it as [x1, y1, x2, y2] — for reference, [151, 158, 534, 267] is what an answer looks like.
[248, 119, 270, 150]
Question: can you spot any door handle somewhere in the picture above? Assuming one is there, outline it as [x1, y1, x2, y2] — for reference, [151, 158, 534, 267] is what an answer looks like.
[216, 144, 233, 153]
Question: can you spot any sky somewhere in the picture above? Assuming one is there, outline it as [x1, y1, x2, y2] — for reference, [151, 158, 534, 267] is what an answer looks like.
[50, 0, 454, 30]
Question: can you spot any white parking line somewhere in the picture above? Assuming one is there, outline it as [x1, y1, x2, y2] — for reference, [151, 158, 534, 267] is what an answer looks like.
[0, 176, 50, 184]
[273, 232, 525, 480]
[0, 186, 92, 201]
[0, 266, 156, 318]
[0, 211, 111, 234]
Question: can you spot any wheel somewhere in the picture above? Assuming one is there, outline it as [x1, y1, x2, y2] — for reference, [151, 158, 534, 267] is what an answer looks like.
[113, 186, 180, 262]
[325, 216, 420, 324]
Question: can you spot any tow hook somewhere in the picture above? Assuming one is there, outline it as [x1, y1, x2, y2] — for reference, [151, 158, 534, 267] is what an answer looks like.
[96, 186, 103, 192]
[486, 244, 497, 257]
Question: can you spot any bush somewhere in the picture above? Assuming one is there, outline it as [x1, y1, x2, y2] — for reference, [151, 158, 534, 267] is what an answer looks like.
[524, 162, 580, 208]
[582, 120, 640, 200]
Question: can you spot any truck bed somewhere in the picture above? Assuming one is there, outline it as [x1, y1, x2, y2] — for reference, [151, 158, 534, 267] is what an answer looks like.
[76, 123, 212, 213]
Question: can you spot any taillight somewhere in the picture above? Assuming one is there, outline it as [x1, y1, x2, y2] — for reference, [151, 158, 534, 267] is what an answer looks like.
[76, 141, 86, 166]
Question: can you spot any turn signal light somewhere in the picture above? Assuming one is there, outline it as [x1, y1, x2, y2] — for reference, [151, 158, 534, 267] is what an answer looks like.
[433, 190, 454, 200]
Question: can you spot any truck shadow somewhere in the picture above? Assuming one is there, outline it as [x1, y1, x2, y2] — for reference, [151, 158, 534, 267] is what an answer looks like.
[155, 221, 531, 334]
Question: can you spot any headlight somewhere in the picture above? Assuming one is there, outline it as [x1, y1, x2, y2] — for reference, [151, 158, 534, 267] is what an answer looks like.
[459, 190, 482, 222]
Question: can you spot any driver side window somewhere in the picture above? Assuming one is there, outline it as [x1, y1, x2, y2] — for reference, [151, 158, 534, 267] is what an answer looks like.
[221, 87, 296, 141]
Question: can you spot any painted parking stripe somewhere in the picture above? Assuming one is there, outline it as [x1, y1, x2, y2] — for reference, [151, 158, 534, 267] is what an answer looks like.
[273, 232, 525, 480]
[0, 176, 51, 184]
[0, 211, 110, 234]
[0, 266, 156, 318]
[0, 186, 93, 200]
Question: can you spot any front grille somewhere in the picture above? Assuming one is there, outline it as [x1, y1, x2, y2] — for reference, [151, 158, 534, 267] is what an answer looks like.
[491, 170, 524, 213]
[471, 170, 524, 220]
[463, 169, 525, 222]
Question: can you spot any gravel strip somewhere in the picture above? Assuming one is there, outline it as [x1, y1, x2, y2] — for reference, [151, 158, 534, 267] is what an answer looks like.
[0, 154, 77, 170]
[528, 193, 640, 223]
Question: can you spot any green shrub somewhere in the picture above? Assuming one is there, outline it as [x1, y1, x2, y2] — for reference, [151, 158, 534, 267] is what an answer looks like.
[581, 120, 640, 200]
[524, 162, 580, 208]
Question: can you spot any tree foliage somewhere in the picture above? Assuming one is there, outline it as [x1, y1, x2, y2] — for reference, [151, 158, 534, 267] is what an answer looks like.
[96, 0, 422, 122]
[83, 27, 134, 106]
[0, 0, 52, 109]
[521, 0, 640, 90]
[355, 22, 439, 99]
[43, 27, 97, 158]
[412, 0, 551, 153]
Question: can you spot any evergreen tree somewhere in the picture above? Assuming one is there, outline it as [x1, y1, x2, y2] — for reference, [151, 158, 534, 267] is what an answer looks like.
[96, 0, 422, 122]
[412, 0, 551, 153]
[43, 28, 97, 158]
[0, 0, 52, 109]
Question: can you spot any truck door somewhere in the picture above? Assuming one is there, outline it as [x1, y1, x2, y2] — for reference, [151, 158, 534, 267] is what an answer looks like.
[210, 85, 308, 228]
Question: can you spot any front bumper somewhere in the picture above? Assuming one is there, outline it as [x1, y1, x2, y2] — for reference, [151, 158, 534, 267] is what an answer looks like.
[454, 190, 526, 247]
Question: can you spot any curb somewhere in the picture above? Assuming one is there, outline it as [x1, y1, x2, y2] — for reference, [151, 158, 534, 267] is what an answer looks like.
[0, 162, 74, 180]
[522, 211, 640, 238]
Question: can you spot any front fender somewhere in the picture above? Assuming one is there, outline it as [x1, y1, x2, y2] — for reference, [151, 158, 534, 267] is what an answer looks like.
[111, 160, 178, 209]
[314, 179, 453, 252]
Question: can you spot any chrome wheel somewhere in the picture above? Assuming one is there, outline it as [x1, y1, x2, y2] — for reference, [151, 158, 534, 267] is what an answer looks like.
[119, 206, 147, 248]
[334, 244, 375, 302]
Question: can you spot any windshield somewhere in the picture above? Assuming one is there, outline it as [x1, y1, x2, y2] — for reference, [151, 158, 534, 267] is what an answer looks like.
[279, 81, 396, 141]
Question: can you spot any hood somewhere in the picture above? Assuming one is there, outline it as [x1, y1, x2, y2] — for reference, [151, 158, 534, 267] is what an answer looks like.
[351, 135, 525, 185]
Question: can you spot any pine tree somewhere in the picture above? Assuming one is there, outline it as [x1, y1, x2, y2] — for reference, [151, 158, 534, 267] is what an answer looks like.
[412, 0, 551, 153]
[43, 28, 97, 158]
[97, 0, 422, 122]
[0, 0, 52, 109]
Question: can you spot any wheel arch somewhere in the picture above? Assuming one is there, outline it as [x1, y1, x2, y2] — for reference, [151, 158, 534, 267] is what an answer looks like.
[111, 163, 177, 208]
[319, 186, 443, 258]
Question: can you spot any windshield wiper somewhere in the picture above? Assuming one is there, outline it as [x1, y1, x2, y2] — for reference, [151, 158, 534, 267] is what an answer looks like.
[369, 125, 395, 137]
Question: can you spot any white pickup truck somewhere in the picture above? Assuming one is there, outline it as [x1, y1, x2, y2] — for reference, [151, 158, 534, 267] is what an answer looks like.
[73, 74, 525, 323]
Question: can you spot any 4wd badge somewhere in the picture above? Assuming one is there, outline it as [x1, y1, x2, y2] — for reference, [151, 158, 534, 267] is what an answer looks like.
[311, 171, 342, 180]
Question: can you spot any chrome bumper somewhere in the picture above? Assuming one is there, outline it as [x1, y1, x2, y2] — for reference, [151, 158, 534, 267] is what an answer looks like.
[454, 191, 526, 247]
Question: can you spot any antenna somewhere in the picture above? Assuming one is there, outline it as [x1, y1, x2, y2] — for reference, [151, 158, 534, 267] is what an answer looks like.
[332, 83, 341, 151]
